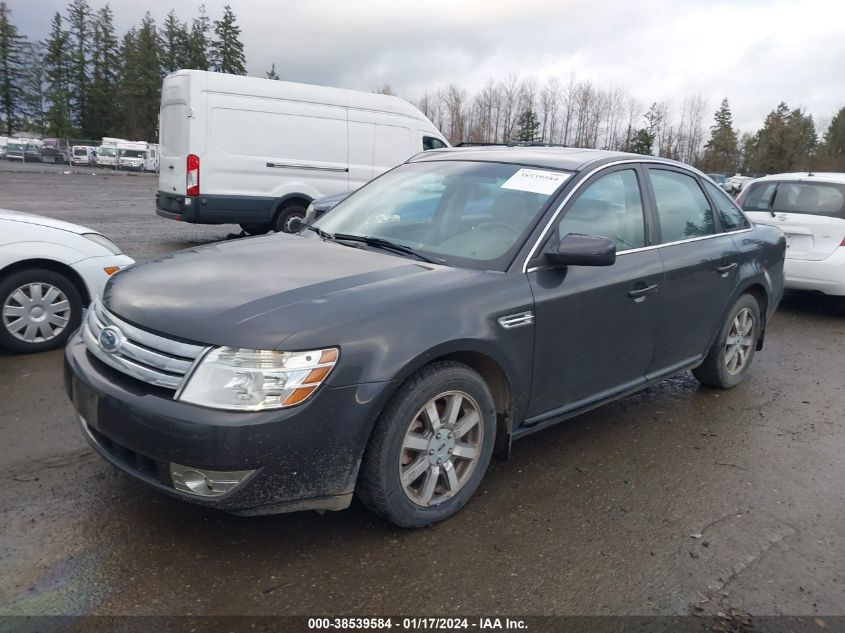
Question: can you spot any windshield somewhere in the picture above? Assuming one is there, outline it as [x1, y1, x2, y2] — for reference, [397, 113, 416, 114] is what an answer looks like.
[99, 147, 115, 156]
[313, 161, 569, 270]
[122, 150, 144, 158]
[73, 148, 87, 156]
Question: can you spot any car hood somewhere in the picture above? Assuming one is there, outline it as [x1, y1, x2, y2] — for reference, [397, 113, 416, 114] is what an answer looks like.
[0, 208, 93, 234]
[104, 234, 471, 350]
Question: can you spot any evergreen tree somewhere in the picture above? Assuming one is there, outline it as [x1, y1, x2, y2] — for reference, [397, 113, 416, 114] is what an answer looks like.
[751, 103, 817, 174]
[21, 41, 46, 136]
[88, 4, 119, 139]
[701, 97, 739, 173]
[750, 102, 789, 174]
[65, 0, 92, 134]
[265, 62, 279, 80]
[43, 12, 74, 137]
[783, 107, 817, 172]
[631, 102, 662, 155]
[185, 5, 210, 70]
[161, 9, 189, 75]
[820, 107, 845, 171]
[0, 1, 27, 136]
[515, 109, 541, 142]
[211, 5, 246, 75]
[119, 13, 161, 140]
[631, 128, 655, 155]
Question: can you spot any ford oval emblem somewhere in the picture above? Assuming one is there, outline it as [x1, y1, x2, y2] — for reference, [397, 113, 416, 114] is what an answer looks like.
[98, 326, 123, 353]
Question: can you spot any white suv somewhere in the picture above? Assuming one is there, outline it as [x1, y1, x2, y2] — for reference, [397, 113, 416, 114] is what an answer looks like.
[739, 173, 845, 295]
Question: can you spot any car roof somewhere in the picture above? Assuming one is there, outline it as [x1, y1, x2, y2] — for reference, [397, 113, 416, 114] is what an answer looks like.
[407, 146, 691, 173]
[750, 172, 845, 185]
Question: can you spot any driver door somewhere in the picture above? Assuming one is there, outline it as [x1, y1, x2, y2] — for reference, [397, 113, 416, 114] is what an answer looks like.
[525, 165, 663, 418]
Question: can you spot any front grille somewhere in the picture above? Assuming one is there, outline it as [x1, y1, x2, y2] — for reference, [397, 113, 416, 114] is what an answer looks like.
[82, 300, 208, 390]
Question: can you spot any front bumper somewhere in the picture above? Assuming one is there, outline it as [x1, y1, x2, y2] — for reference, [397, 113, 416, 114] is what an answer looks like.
[64, 332, 397, 515]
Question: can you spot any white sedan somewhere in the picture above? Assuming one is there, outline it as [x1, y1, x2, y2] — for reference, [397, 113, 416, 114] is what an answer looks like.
[0, 210, 134, 353]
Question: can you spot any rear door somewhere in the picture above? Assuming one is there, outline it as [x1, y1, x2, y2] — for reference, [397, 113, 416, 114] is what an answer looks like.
[741, 180, 845, 261]
[644, 167, 739, 374]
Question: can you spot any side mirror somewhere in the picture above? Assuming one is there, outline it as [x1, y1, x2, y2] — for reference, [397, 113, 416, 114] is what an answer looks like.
[545, 233, 616, 267]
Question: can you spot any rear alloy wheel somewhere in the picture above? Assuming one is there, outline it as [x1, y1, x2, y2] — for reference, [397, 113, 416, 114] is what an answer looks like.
[0, 269, 83, 354]
[358, 362, 496, 527]
[693, 293, 760, 389]
[274, 204, 307, 233]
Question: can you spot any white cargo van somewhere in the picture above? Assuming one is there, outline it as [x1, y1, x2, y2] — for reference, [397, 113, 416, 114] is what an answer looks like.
[156, 70, 449, 234]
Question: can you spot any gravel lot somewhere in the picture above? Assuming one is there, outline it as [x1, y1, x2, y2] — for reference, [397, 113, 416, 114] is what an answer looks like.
[1, 168, 844, 618]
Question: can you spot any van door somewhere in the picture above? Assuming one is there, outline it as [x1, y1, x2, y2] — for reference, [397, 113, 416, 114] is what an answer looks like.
[348, 121, 374, 189]
[372, 123, 414, 177]
[160, 102, 188, 194]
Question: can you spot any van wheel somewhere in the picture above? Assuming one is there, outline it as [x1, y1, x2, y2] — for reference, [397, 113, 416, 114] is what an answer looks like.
[693, 294, 760, 389]
[274, 205, 307, 233]
[357, 362, 496, 527]
[239, 223, 271, 236]
[0, 268, 83, 354]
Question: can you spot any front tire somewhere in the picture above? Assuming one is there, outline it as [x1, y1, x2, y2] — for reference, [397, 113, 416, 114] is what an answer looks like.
[358, 362, 496, 527]
[693, 294, 761, 389]
[0, 268, 83, 354]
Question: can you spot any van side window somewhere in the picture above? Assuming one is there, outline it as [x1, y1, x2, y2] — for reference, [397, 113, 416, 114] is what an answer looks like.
[423, 136, 448, 151]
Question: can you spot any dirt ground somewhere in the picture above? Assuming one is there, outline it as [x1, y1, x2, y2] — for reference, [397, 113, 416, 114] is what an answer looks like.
[0, 169, 844, 617]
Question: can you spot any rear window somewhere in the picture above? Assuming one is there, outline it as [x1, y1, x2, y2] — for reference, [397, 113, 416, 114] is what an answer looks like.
[743, 181, 845, 218]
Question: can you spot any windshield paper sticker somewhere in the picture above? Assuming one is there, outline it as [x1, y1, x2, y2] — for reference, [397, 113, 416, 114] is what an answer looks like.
[501, 169, 570, 195]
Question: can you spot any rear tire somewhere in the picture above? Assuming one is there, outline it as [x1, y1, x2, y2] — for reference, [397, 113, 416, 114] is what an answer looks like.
[357, 362, 496, 528]
[0, 268, 83, 354]
[693, 294, 760, 389]
[239, 223, 271, 236]
[274, 204, 307, 233]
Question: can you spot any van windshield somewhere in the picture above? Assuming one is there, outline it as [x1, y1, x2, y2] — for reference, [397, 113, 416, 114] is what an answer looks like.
[312, 161, 570, 271]
[122, 150, 145, 158]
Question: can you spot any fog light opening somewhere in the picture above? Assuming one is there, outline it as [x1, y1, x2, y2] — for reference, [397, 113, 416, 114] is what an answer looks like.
[170, 463, 254, 498]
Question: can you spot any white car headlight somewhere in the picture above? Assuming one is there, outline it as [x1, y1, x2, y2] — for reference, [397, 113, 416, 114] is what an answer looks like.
[178, 347, 339, 411]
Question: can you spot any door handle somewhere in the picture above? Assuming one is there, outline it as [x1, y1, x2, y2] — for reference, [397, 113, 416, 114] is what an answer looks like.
[628, 283, 658, 302]
[717, 263, 737, 275]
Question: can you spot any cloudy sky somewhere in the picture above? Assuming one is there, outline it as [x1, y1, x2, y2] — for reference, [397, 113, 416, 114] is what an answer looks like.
[10, 0, 845, 132]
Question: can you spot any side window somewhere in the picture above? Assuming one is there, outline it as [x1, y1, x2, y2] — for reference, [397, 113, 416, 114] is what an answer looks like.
[557, 169, 645, 251]
[423, 136, 447, 151]
[740, 182, 776, 211]
[648, 169, 715, 243]
[703, 180, 750, 230]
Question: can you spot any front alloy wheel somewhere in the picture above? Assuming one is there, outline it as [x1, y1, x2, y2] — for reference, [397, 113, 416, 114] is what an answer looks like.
[399, 390, 484, 507]
[358, 362, 496, 527]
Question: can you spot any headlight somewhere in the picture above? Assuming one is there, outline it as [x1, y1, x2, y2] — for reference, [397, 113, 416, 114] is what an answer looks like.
[178, 347, 339, 411]
[82, 233, 122, 255]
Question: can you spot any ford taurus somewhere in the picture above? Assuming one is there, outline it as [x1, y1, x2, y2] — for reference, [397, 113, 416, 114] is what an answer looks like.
[65, 147, 785, 527]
